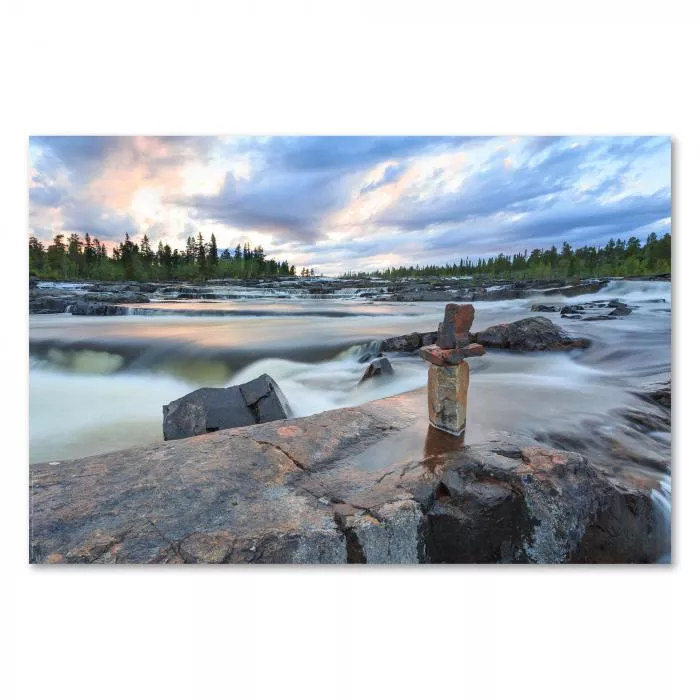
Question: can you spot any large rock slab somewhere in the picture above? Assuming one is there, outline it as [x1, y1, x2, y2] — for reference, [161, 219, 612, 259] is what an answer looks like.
[162, 374, 291, 440]
[29, 391, 669, 564]
[474, 316, 591, 351]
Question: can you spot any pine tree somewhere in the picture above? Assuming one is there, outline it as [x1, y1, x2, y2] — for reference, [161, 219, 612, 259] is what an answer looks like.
[207, 234, 218, 271]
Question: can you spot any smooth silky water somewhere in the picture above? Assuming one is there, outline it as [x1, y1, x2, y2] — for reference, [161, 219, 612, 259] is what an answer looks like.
[29, 280, 670, 499]
[29, 281, 672, 558]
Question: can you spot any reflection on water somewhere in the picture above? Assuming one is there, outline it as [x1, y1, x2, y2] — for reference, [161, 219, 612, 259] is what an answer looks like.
[423, 425, 464, 472]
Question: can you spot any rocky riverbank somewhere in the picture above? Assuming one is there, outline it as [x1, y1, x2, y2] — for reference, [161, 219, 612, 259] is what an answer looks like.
[28, 275, 670, 314]
[30, 382, 670, 565]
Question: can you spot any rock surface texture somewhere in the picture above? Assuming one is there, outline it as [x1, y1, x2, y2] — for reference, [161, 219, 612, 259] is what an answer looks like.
[359, 357, 395, 383]
[162, 374, 291, 440]
[427, 362, 470, 436]
[474, 316, 591, 351]
[29, 390, 669, 564]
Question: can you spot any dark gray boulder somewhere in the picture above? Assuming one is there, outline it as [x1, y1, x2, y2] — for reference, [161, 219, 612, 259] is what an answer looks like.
[163, 374, 292, 440]
[239, 374, 292, 422]
[530, 304, 563, 312]
[82, 292, 151, 304]
[359, 357, 395, 383]
[380, 331, 438, 353]
[69, 302, 129, 316]
[560, 299, 633, 320]
[474, 316, 591, 351]
[29, 296, 71, 314]
[543, 280, 608, 297]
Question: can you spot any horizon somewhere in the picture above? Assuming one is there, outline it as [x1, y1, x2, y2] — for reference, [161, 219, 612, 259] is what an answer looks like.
[28, 135, 671, 276]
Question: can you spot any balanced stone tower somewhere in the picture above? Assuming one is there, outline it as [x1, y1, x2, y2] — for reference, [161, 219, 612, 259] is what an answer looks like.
[418, 303, 485, 436]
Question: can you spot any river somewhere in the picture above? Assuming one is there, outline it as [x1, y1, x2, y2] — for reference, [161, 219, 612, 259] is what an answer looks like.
[29, 280, 671, 479]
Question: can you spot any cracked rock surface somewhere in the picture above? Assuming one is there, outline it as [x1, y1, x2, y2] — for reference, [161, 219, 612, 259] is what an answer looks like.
[30, 390, 668, 564]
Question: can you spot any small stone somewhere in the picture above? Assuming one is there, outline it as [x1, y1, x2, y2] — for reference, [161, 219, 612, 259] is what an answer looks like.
[419, 345, 461, 366]
[461, 343, 485, 357]
[359, 357, 394, 383]
[419, 343, 485, 365]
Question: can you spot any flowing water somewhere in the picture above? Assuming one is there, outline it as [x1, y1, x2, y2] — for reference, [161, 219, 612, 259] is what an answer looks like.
[29, 281, 671, 493]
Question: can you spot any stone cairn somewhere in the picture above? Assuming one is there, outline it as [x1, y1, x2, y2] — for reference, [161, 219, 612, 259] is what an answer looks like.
[418, 303, 485, 436]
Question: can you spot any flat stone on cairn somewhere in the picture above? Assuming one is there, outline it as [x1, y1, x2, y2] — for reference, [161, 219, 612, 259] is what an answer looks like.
[422, 303, 484, 435]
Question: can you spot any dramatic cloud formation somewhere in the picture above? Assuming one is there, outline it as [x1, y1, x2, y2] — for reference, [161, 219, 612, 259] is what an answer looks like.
[29, 135, 671, 275]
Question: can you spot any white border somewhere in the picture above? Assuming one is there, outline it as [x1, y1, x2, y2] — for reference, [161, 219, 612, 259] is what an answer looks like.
[3, 3, 698, 699]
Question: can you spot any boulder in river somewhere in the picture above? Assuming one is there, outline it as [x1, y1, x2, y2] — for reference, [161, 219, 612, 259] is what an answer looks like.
[560, 299, 633, 320]
[530, 304, 563, 313]
[474, 316, 591, 351]
[69, 302, 130, 316]
[543, 280, 608, 297]
[82, 292, 151, 304]
[162, 374, 291, 440]
[359, 357, 394, 383]
[29, 296, 71, 314]
[380, 331, 438, 353]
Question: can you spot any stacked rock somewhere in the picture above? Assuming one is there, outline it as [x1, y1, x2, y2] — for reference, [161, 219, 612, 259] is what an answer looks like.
[418, 303, 485, 436]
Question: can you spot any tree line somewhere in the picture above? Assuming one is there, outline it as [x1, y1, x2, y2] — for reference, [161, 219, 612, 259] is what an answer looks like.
[343, 233, 671, 281]
[28, 232, 297, 281]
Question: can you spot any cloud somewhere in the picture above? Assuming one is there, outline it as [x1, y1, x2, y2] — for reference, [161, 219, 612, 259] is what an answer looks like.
[60, 198, 140, 241]
[178, 168, 355, 243]
[27, 135, 671, 272]
[422, 189, 671, 257]
[258, 135, 488, 171]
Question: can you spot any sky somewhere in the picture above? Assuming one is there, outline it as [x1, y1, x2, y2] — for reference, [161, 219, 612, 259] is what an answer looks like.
[28, 135, 671, 276]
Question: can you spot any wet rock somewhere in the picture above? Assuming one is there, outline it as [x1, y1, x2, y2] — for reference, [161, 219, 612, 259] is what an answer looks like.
[29, 276, 38, 289]
[608, 300, 633, 316]
[82, 293, 151, 304]
[633, 376, 671, 410]
[177, 292, 218, 300]
[427, 362, 469, 436]
[530, 304, 563, 312]
[29, 391, 669, 564]
[162, 374, 291, 440]
[543, 280, 608, 297]
[69, 302, 129, 316]
[241, 374, 293, 423]
[359, 357, 394, 383]
[560, 299, 632, 320]
[380, 331, 438, 353]
[474, 316, 591, 351]
[29, 296, 71, 314]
